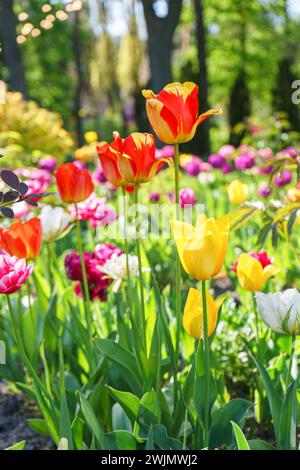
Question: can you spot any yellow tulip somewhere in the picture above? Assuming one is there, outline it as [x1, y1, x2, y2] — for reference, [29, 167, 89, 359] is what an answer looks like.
[183, 288, 224, 340]
[286, 187, 300, 203]
[171, 214, 229, 281]
[227, 180, 248, 205]
[236, 253, 279, 292]
[84, 131, 98, 144]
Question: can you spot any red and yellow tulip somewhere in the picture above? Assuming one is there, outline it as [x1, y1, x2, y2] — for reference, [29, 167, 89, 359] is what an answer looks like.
[98, 131, 172, 185]
[236, 253, 279, 292]
[142, 82, 222, 144]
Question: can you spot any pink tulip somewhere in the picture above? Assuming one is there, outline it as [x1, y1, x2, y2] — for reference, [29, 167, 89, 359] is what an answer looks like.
[0, 251, 33, 294]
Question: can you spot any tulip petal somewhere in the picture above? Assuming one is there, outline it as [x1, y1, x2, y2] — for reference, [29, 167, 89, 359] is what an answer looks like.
[237, 253, 264, 292]
[171, 219, 195, 274]
[183, 287, 219, 339]
[262, 264, 280, 283]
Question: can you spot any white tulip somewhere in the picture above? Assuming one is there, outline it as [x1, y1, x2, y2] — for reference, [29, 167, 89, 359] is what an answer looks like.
[255, 289, 300, 335]
[40, 205, 70, 242]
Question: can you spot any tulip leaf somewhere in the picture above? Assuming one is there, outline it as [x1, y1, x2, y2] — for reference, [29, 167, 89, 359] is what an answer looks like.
[27, 418, 50, 437]
[250, 352, 282, 444]
[209, 399, 252, 449]
[247, 439, 276, 450]
[78, 392, 103, 448]
[137, 390, 161, 427]
[96, 339, 143, 396]
[279, 380, 297, 450]
[4, 440, 26, 450]
[102, 431, 140, 450]
[106, 386, 139, 423]
[231, 421, 250, 450]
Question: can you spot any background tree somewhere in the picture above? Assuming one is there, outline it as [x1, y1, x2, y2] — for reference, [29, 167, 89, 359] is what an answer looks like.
[0, 0, 27, 97]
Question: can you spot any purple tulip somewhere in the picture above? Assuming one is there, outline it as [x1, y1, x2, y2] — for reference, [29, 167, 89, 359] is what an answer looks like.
[208, 154, 226, 169]
[234, 154, 255, 170]
[221, 162, 233, 174]
[38, 157, 57, 172]
[179, 188, 197, 208]
[149, 192, 161, 202]
[274, 170, 292, 187]
[258, 183, 272, 198]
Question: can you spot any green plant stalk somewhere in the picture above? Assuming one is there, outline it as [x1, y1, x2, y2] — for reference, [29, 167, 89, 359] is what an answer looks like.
[46, 242, 54, 292]
[6, 294, 60, 442]
[174, 143, 181, 408]
[202, 279, 210, 448]
[122, 187, 132, 302]
[134, 184, 146, 344]
[252, 293, 259, 343]
[75, 203, 92, 338]
[286, 334, 296, 388]
[26, 278, 35, 335]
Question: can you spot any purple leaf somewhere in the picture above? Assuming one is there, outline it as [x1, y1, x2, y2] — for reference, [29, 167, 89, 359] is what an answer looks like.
[3, 190, 19, 203]
[0, 207, 14, 218]
[25, 199, 38, 206]
[19, 182, 29, 195]
[0, 169, 20, 190]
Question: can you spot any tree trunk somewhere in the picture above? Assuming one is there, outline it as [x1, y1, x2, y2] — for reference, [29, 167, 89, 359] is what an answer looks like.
[193, 0, 210, 156]
[73, 10, 84, 147]
[0, 0, 27, 97]
[141, 0, 183, 93]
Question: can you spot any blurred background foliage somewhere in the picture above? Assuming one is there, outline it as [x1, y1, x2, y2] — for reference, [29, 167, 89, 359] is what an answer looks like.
[0, 0, 300, 161]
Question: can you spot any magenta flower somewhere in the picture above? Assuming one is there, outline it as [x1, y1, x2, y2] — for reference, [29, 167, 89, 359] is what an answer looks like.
[259, 164, 273, 175]
[93, 166, 107, 184]
[155, 145, 174, 159]
[208, 154, 226, 169]
[281, 146, 298, 159]
[149, 192, 161, 202]
[69, 193, 116, 228]
[0, 251, 33, 294]
[221, 162, 233, 174]
[258, 183, 272, 198]
[179, 188, 197, 208]
[38, 157, 58, 172]
[185, 158, 203, 176]
[218, 145, 235, 159]
[258, 148, 273, 160]
[234, 154, 255, 170]
[65, 243, 123, 301]
[274, 170, 292, 187]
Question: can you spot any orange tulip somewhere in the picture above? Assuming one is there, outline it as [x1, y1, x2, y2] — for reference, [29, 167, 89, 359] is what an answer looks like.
[99, 131, 172, 185]
[55, 163, 94, 203]
[0, 218, 42, 260]
[142, 82, 222, 144]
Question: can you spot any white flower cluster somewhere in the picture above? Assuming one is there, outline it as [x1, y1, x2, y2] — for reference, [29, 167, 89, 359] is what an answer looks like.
[101, 253, 149, 293]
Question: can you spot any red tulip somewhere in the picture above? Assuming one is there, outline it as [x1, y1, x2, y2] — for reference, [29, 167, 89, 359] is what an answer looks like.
[55, 163, 94, 203]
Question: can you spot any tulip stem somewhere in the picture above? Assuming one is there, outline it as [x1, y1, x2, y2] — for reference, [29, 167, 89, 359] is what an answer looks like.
[134, 184, 147, 344]
[122, 187, 132, 303]
[75, 204, 92, 339]
[252, 294, 260, 342]
[286, 335, 296, 388]
[202, 279, 210, 449]
[46, 242, 54, 292]
[26, 279, 35, 336]
[174, 143, 181, 409]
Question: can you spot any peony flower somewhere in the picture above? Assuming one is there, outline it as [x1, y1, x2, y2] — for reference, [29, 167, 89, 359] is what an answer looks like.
[68, 193, 116, 228]
[0, 251, 33, 294]
[40, 205, 70, 242]
[179, 188, 197, 208]
[255, 289, 300, 335]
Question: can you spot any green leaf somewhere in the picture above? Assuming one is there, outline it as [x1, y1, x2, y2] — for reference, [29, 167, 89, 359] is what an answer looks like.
[96, 339, 143, 396]
[4, 440, 26, 450]
[26, 418, 50, 437]
[106, 386, 139, 424]
[209, 399, 252, 449]
[248, 439, 276, 450]
[79, 392, 103, 448]
[146, 425, 154, 450]
[279, 381, 297, 450]
[250, 353, 282, 444]
[231, 421, 250, 450]
[138, 391, 161, 427]
[103, 431, 139, 450]
[151, 424, 182, 450]
[59, 340, 73, 450]
[112, 403, 132, 431]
